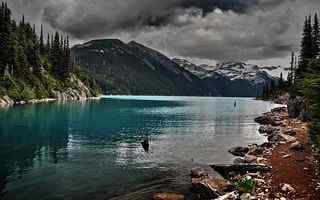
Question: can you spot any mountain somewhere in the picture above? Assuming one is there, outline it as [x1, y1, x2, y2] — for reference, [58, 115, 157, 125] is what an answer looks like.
[173, 59, 277, 97]
[71, 39, 212, 96]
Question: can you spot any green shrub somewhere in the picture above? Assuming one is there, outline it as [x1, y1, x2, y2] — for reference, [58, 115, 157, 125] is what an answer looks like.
[231, 176, 256, 194]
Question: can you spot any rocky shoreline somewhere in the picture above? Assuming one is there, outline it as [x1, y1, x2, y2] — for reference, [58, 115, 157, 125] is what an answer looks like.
[153, 106, 320, 200]
[0, 77, 102, 108]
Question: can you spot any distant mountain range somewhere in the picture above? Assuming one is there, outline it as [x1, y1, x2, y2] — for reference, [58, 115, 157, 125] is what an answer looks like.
[173, 59, 277, 97]
[72, 39, 278, 97]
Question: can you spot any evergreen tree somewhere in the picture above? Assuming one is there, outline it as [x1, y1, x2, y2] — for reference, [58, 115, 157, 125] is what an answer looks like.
[63, 35, 72, 78]
[39, 24, 45, 55]
[298, 16, 314, 81]
[313, 13, 320, 56]
[51, 31, 63, 77]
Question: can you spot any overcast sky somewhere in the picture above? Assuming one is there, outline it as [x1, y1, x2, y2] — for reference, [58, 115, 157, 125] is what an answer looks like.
[6, 0, 320, 67]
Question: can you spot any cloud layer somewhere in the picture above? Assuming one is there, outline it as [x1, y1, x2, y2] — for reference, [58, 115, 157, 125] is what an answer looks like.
[7, 0, 320, 63]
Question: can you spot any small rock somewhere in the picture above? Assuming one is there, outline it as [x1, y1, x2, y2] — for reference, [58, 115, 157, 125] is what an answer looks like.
[283, 128, 297, 136]
[281, 183, 295, 194]
[190, 167, 208, 178]
[247, 146, 264, 156]
[153, 193, 185, 200]
[240, 193, 256, 200]
[244, 155, 258, 163]
[229, 146, 250, 157]
[290, 141, 305, 150]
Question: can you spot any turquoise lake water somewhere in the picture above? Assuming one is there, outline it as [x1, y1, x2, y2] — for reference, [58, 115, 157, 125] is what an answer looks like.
[0, 96, 279, 200]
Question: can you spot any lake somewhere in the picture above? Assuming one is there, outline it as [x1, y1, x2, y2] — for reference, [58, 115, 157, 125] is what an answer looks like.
[0, 96, 279, 200]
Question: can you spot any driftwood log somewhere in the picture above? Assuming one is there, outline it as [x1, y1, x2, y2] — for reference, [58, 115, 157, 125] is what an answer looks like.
[210, 164, 272, 177]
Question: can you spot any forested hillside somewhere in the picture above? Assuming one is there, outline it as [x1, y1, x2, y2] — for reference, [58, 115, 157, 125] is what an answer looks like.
[0, 2, 100, 104]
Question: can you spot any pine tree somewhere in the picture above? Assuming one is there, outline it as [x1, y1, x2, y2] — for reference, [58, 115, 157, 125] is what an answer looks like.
[0, 2, 12, 75]
[39, 24, 45, 55]
[52, 31, 63, 77]
[298, 16, 314, 81]
[63, 35, 71, 78]
[313, 13, 320, 57]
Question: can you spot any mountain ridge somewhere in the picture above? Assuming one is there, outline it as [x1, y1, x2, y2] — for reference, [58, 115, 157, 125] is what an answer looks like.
[72, 39, 278, 97]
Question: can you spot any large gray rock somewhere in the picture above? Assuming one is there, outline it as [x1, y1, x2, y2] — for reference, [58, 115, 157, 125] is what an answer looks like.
[229, 147, 250, 157]
[288, 96, 310, 121]
[52, 75, 92, 101]
[192, 177, 233, 199]
[0, 95, 14, 107]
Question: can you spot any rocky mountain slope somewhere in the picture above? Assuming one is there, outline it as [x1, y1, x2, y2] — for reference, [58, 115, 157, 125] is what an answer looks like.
[174, 59, 277, 97]
[72, 39, 211, 96]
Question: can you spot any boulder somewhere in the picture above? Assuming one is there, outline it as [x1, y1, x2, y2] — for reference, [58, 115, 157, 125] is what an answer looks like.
[153, 193, 185, 200]
[289, 141, 305, 150]
[254, 116, 272, 125]
[0, 95, 14, 107]
[190, 167, 208, 178]
[192, 177, 233, 199]
[229, 147, 250, 157]
[247, 146, 264, 156]
[288, 96, 310, 121]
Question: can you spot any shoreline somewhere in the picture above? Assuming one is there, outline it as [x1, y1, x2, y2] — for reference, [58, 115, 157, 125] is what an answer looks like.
[0, 95, 103, 108]
[153, 104, 320, 200]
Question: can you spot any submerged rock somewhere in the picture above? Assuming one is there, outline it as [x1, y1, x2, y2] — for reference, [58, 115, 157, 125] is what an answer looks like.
[229, 147, 250, 157]
[153, 193, 185, 200]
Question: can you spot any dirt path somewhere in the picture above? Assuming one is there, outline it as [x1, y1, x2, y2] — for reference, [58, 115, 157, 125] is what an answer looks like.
[266, 118, 320, 199]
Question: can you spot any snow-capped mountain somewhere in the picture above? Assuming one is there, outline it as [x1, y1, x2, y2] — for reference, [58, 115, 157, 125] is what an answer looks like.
[174, 59, 278, 97]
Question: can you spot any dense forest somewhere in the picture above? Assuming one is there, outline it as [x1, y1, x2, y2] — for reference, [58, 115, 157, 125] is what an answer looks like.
[0, 2, 100, 102]
[297, 14, 320, 147]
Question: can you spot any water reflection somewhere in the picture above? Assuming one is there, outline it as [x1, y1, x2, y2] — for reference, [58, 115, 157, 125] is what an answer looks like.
[0, 97, 278, 200]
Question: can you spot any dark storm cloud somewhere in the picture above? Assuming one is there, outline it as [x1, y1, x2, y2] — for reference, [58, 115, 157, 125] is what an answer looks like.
[6, 0, 320, 62]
